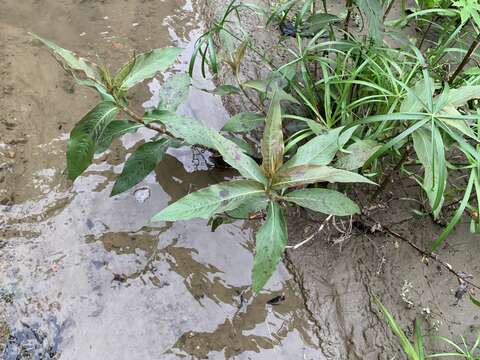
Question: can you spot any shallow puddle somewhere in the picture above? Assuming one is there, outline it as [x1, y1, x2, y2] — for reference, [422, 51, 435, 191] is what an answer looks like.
[0, 1, 324, 358]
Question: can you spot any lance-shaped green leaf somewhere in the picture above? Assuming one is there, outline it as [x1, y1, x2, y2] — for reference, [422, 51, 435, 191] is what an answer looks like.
[111, 138, 171, 196]
[335, 139, 382, 170]
[75, 78, 115, 102]
[283, 188, 360, 216]
[272, 165, 376, 190]
[152, 180, 266, 221]
[225, 192, 269, 219]
[212, 85, 241, 96]
[209, 130, 268, 185]
[252, 201, 287, 293]
[30, 33, 102, 82]
[412, 127, 446, 218]
[144, 110, 214, 148]
[67, 102, 119, 180]
[355, 0, 383, 44]
[283, 126, 354, 168]
[302, 13, 341, 34]
[221, 112, 264, 133]
[441, 85, 480, 108]
[261, 95, 284, 176]
[156, 73, 191, 112]
[96, 120, 142, 153]
[115, 47, 182, 91]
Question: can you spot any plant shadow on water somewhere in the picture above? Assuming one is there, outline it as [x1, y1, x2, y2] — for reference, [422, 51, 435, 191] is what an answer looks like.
[0, 0, 324, 358]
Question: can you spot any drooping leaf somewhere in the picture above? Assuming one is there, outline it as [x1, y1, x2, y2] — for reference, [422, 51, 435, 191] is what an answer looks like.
[157, 73, 191, 112]
[144, 110, 214, 148]
[212, 85, 241, 96]
[252, 202, 287, 293]
[221, 112, 264, 132]
[261, 95, 284, 176]
[30, 33, 102, 82]
[335, 139, 382, 170]
[442, 85, 480, 108]
[283, 188, 360, 216]
[111, 138, 171, 196]
[438, 105, 476, 140]
[302, 13, 341, 35]
[355, 0, 383, 44]
[412, 127, 446, 218]
[67, 102, 119, 180]
[283, 127, 348, 168]
[151, 180, 266, 221]
[209, 130, 268, 185]
[96, 120, 142, 153]
[272, 165, 376, 190]
[115, 47, 182, 91]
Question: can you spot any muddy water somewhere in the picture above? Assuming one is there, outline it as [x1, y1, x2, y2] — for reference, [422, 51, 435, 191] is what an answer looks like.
[0, 1, 325, 359]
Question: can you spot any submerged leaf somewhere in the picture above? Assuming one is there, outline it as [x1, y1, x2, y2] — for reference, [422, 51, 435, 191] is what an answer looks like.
[272, 165, 376, 190]
[283, 188, 360, 216]
[67, 102, 119, 180]
[157, 73, 191, 112]
[111, 138, 171, 196]
[116, 47, 182, 90]
[152, 180, 266, 221]
[221, 112, 264, 132]
[252, 202, 287, 293]
[261, 95, 284, 176]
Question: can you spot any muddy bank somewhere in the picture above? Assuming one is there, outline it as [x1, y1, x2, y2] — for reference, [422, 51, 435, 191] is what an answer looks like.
[202, 1, 480, 358]
[0, 0, 328, 359]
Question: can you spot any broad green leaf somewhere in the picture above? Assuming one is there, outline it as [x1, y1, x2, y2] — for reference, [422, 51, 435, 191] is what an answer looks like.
[144, 110, 214, 148]
[412, 128, 446, 218]
[157, 73, 191, 112]
[252, 202, 287, 293]
[438, 105, 476, 140]
[283, 188, 360, 216]
[151, 180, 266, 221]
[355, 0, 383, 44]
[96, 120, 142, 153]
[243, 80, 267, 93]
[400, 78, 434, 113]
[442, 85, 480, 108]
[116, 47, 182, 90]
[272, 165, 376, 190]
[30, 33, 102, 82]
[111, 138, 171, 196]
[261, 95, 284, 176]
[67, 102, 119, 180]
[283, 127, 347, 168]
[225, 135, 255, 156]
[302, 13, 341, 34]
[209, 130, 268, 185]
[335, 140, 382, 170]
[225, 192, 269, 219]
[221, 112, 264, 132]
[212, 85, 241, 96]
[75, 78, 115, 102]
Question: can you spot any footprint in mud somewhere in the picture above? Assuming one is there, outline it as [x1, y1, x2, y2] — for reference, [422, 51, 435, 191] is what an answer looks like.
[2, 317, 66, 360]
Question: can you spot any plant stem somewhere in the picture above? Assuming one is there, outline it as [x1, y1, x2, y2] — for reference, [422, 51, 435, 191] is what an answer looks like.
[383, 0, 395, 21]
[360, 214, 480, 292]
[344, 0, 354, 38]
[449, 30, 480, 84]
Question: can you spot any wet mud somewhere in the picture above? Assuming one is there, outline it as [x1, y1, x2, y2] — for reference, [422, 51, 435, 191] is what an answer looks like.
[0, 0, 324, 359]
